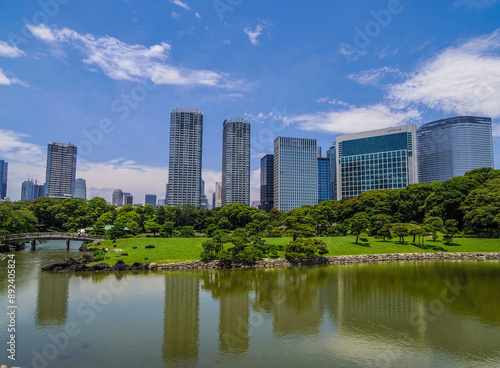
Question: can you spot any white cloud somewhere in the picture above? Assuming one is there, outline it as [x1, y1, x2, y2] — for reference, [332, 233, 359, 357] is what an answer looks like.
[28, 24, 248, 89]
[223, 40, 231, 45]
[169, 0, 190, 10]
[453, 0, 500, 8]
[171, 11, 180, 19]
[349, 66, 407, 87]
[388, 30, 500, 119]
[0, 41, 26, 58]
[195, 12, 201, 19]
[316, 97, 350, 107]
[244, 25, 264, 45]
[289, 104, 421, 134]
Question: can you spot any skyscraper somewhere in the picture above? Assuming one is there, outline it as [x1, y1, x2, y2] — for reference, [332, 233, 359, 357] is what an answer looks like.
[336, 125, 418, 200]
[0, 160, 7, 199]
[326, 142, 337, 201]
[259, 154, 274, 212]
[167, 108, 203, 207]
[274, 137, 318, 212]
[200, 180, 208, 209]
[214, 182, 222, 208]
[44, 142, 77, 198]
[21, 179, 44, 201]
[417, 116, 494, 183]
[318, 156, 331, 203]
[145, 194, 157, 206]
[222, 119, 250, 206]
[74, 178, 86, 199]
[112, 189, 123, 206]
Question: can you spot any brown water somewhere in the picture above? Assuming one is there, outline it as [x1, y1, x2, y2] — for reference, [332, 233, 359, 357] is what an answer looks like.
[1, 245, 500, 367]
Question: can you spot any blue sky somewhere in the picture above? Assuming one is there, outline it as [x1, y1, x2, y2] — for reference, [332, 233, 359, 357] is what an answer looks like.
[1, 0, 499, 202]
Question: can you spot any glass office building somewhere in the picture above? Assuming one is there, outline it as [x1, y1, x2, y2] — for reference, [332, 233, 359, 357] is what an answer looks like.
[21, 180, 44, 201]
[259, 154, 274, 212]
[222, 119, 251, 206]
[318, 157, 331, 203]
[145, 194, 157, 206]
[112, 189, 123, 206]
[417, 116, 494, 183]
[44, 142, 77, 198]
[0, 160, 7, 199]
[74, 178, 86, 199]
[336, 126, 418, 200]
[167, 108, 203, 207]
[274, 137, 318, 212]
[326, 143, 337, 201]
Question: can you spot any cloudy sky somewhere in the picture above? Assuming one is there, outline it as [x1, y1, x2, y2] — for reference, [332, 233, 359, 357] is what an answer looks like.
[1, 0, 499, 203]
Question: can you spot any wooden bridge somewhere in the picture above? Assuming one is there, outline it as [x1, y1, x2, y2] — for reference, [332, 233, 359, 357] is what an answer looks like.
[3, 232, 105, 251]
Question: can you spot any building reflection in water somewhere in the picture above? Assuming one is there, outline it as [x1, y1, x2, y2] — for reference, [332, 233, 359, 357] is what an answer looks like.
[159, 262, 500, 366]
[35, 272, 69, 327]
[163, 273, 199, 367]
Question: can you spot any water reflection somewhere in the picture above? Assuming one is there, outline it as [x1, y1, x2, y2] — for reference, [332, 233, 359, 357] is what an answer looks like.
[163, 273, 200, 367]
[36, 271, 69, 327]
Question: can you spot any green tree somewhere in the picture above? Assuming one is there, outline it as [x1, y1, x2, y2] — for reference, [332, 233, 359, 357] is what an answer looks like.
[92, 221, 106, 236]
[424, 217, 444, 241]
[144, 219, 160, 236]
[106, 221, 125, 240]
[284, 238, 328, 259]
[180, 226, 195, 238]
[461, 178, 500, 237]
[160, 221, 174, 237]
[375, 224, 393, 242]
[203, 224, 219, 237]
[443, 219, 459, 245]
[349, 212, 370, 244]
[392, 223, 409, 244]
[282, 207, 316, 241]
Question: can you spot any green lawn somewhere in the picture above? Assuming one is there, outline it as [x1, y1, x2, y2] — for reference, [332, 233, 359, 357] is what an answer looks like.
[88, 236, 500, 266]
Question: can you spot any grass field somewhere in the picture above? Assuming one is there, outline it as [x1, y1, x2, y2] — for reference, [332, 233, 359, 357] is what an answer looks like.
[89, 236, 500, 265]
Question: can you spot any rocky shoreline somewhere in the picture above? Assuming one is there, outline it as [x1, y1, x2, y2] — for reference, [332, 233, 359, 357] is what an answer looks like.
[41, 252, 500, 272]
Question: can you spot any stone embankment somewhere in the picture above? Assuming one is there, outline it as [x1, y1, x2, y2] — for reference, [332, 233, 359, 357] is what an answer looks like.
[155, 252, 500, 271]
[42, 252, 500, 272]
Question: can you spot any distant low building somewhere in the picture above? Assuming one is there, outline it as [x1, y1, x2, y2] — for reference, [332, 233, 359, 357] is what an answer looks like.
[145, 194, 157, 206]
[123, 193, 133, 206]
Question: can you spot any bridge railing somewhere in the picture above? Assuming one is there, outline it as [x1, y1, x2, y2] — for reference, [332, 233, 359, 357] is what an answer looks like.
[4, 232, 105, 240]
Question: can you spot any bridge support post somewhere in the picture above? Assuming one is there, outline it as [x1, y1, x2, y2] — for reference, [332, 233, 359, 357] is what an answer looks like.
[30, 240, 36, 251]
[66, 239, 70, 251]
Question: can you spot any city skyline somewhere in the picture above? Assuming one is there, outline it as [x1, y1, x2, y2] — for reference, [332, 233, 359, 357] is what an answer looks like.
[1, 1, 500, 202]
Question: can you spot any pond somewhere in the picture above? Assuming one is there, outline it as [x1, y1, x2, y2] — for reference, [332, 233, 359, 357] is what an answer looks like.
[1, 247, 499, 367]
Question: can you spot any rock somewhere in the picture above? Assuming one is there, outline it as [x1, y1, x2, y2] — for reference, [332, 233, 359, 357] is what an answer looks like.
[90, 263, 112, 271]
[112, 240, 116, 243]
[145, 245, 155, 249]
[148, 262, 158, 270]
[133, 247, 137, 249]
[144, 258, 148, 260]
[113, 245, 117, 247]
[112, 260, 130, 271]
[130, 262, 147, 270]
[79, 244, 88, 251]
[121, 253, 128, 256]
